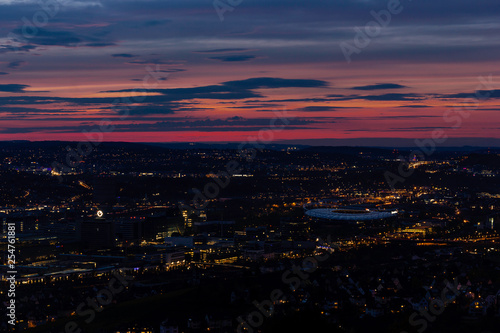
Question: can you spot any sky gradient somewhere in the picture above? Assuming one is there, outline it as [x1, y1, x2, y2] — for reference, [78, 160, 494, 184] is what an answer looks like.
[1, 0, 500, 145]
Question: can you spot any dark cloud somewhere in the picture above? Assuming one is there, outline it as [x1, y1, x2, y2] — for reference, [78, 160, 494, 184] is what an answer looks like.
[0, 96, 64, 105]
[0, 0, 498, 65]
[106, 117, 320, 132]
[265, 98, 338, 103]
[127, 59, 173, 65]
[194, 48, 252, 54]
[84, 42, 116, 47]
[227, 103, 283, 109]
[9, 28, 115, 48]
[300, 106, 341, 112]
[96, 77, 329, 114]
[222, 77, 328, 90]
[105, 103, 178, 116]
[389, 126, 456, 131]
[375, 115, 440, 119]
[7, 61, 27, 69]
[398, 105, 431, 108]
[0, 117, 323, 134]
[0, 72, 8, 75]
[130, 78, 169, 82]
[112, 53, 137, 58]
[0, 106, 81, 114]
[440, 90, 500, 100]
[477, 108, 500, 111]
[209, 55, 256, 62]
[11, 28, 81, 47]
[330, 93, 423, 101]
[0, 77, 328, 116]
[351, 83, 408, 91]
[0, 44, 37, 54]
[158, 68, 186, 73]
[334, 115, 441, 121]
[0, 84, 29, 93]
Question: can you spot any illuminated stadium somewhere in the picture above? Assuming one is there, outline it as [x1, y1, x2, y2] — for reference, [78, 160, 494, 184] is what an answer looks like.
[305, 208, 397, 221]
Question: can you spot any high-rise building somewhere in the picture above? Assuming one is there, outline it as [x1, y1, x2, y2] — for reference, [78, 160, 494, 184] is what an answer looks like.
[115, 218, 144, 241]
[182, 209, 206, 230]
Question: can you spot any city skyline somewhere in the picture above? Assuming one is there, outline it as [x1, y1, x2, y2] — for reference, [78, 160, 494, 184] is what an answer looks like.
[2, 2, 500, 332]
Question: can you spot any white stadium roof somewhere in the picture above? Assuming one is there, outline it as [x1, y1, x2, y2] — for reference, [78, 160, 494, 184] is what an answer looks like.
[305, 208, 396, 221]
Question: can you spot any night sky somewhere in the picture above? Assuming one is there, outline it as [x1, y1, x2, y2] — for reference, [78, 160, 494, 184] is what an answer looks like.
[1, 0, 499, 144]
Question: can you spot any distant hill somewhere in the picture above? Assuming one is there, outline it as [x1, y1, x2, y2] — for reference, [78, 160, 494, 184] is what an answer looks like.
[0, 140, 498, 156]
